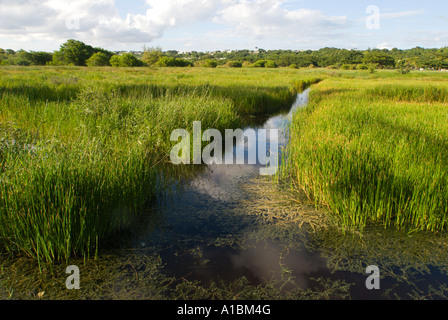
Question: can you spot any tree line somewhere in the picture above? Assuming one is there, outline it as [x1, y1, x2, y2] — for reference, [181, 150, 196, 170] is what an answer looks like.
[1, 39, 448, 71]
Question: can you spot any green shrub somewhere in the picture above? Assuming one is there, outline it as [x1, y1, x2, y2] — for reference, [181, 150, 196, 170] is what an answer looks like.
[87, 52, 112, 67]
[156, 56, 192, 67]
[265, 60, 278, 68]
[203, 59, 218, 68]
[253, 60, 268, 68]
[227, 61, 243, 68]
[110, 53, 144, 67]
[252, 60, 277, 68]
[357, 64, 368, 70]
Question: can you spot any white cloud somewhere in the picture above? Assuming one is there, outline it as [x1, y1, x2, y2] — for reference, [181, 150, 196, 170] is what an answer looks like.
[376, 42, 394, 50]
[0, 0, 225, 49]
[143, 0, 221, 27]
[0, 0, 357, 50]
[380, 10, 424, 19]
[0, 0, 121, 45]
[0, 0, 56, 31]
[214, 0, 351, 46]
[215, 0, 349, 40]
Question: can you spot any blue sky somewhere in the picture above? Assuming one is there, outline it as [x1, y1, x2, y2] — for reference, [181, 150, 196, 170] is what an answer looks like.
[0, 0, 447, 52]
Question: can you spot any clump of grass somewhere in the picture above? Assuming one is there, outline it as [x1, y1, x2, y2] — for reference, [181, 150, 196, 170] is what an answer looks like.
[0, 138, 159, 263]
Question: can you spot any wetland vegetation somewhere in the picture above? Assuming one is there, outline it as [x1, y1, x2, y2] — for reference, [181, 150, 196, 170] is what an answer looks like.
[1, 64, 448, 300]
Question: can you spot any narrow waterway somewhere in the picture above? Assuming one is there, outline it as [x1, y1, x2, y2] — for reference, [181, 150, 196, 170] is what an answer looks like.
[2, 88, 448, 300]
[132, 89, 330, 285]
[129, 87, 448, 300]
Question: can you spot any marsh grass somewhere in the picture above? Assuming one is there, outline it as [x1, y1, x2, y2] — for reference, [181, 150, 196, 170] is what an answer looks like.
[0, 66, 323, 263]
[368, 83, 448, 103]
[280, 76, 448, 233]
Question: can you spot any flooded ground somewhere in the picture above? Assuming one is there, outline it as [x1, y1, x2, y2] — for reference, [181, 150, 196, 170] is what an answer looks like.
[1, 89, 448, 300]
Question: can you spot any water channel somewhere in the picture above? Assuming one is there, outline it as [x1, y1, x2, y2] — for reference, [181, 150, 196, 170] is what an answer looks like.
[2, 88, 448, 300]
[122, 88, 448, 300]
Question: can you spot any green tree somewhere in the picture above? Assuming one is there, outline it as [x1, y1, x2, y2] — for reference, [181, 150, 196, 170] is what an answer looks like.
[366, 63, 378, 74]
[50, 50, 66, 66]
[362, 50, 396, 69]
[435, 47, 448, 69]
[396, 59, 411, 74]
[54, 39, 95, 66]
[155, 56, 177, 67]
[142, 46, 165, 66]
[109, 55, 121, 67]
[14, 50, 32, 66]
[29, 51, 53, 65]
[121, 53, 143, 67]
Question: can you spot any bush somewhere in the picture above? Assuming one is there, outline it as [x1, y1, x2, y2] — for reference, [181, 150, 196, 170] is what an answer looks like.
[29, 51, 53, 66]
[109, 55, 121, 67]
[265, 60, 278, 68]
[366, 63, 378, 74]
[252, 60, 277, 68]
[203, 59, 218, 68]
[396, 59, 411, 74]
[110, 53, 144, 67]
[289, 64, 299, 69]
[142, 47, 164, 66]
[121, 53, 144, 67]
[87, 52, 111, 67]
[340, 64, 351, 70]
[156, 56, 192, 67]
[253, 60, 268, 68]
[16, 60, 31, 66]
[357, 64, 369, 70]
[227, 61, 243, 68]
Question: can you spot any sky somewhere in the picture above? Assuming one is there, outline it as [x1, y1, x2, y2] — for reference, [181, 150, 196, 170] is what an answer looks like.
[0, 0, 447, 52]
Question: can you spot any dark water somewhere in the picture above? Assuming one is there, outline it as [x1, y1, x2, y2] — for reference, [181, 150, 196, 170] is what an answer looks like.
[117, 88, 448, 300]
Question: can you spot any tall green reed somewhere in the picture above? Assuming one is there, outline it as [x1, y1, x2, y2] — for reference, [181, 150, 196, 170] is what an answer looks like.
[0, 66, 323, 263]
[281, 78, 448, 233]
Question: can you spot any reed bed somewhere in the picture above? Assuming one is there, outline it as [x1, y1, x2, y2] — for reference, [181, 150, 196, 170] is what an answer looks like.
[0, 66, 322, 263]
[280, 76, 448, 233]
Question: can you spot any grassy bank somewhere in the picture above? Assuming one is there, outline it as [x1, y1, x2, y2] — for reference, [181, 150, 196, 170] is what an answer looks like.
[0, 66, 322, 263]
[280, 72, 448, 232]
